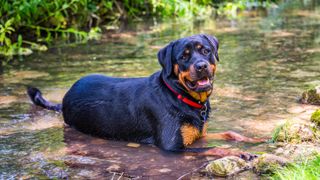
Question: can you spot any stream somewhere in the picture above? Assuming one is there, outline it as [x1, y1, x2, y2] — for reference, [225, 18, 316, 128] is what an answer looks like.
[0, 1, 320, 179]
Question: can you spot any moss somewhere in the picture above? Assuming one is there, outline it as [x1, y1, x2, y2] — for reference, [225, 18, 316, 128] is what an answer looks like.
[311, 109, 320, 126]
[272, 121, 315, 143]
[253, 154, 289, 175]
[205, 156, 248, 177]
[300, 86, 320, 105]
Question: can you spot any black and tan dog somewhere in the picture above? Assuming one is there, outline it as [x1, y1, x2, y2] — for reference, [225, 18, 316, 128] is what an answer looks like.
[27, 34, 264, 160]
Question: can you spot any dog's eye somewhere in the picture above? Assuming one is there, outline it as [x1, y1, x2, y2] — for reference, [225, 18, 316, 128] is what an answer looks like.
[181, 54, 189, 60]
[181, 49, 190, 60]
[202, 48, 210, 55]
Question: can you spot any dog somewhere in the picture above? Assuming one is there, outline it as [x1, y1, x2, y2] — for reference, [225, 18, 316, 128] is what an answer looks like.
[27, 34, 264, 160]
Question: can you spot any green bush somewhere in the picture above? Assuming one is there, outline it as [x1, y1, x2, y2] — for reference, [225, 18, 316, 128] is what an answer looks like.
[0, 0, 276, 60]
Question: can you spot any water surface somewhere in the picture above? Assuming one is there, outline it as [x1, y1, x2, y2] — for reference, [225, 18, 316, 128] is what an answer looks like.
[0, 1, 320, 179]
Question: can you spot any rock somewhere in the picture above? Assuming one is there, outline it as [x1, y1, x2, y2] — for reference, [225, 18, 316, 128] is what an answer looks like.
[126, 143, 140, 148]
[205, 156, 248, 177]
[300, 86, 320, 105]
[158, 168, 172, 173]
[252, 154, 289, 174]
[275, 122, 315, 143]
[45, 167, 68, 179]
[311, 109, 320, 126]
[106, 164, 121, 171]
[274, 143, 320, 162]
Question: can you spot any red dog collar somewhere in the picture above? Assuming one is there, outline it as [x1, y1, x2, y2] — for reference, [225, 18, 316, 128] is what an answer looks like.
[162, 79, 205, 109]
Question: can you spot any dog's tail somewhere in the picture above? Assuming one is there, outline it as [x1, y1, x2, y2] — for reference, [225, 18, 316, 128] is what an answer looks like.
[27, 87, 62, 112]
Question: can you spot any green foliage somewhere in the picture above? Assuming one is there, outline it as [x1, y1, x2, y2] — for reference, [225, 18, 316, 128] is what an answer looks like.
[272, 155, 320, 180]
[151, 0, 212, 18]
[0, 18, 15, 47]
[216, 0, 276, 18]
[0, 0, 277, 60]
[0, 18, 32, 58]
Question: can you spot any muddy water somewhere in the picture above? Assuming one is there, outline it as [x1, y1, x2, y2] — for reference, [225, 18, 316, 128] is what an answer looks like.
[1, 1, 320, 179]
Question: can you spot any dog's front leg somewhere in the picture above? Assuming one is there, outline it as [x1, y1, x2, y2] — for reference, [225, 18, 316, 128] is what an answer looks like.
[204, 131, 267, 143]
[156, 123, 256, 160]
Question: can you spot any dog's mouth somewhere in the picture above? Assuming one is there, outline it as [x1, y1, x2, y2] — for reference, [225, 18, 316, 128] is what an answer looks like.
[185, 77, 212, 92]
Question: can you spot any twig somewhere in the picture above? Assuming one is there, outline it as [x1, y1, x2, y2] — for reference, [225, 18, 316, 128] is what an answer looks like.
[177, 163, 208, 180]
[111, 172, 116, 180]
[117, 172, 124, 180]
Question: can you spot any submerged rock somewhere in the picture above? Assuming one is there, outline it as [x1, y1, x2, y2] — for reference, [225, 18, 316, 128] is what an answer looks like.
[300, 86, 320, 105]
[252, 154, 289, 174]
[311, 109, 320, 126]
[205, 156, 248, 177]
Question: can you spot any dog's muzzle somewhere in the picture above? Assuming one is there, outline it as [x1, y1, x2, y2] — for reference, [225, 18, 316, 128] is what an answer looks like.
[185, 61, 213, 92]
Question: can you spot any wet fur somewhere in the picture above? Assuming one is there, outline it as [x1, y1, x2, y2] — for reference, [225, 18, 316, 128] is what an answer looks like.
[27, 34, 226, 154]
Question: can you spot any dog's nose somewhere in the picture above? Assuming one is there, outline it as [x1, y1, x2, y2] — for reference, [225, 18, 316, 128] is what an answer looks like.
[195, 61, 208, 72]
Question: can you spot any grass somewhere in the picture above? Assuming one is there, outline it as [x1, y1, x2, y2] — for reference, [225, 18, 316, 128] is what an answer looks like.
[271, 123, 284, 143]
[272, 155, 320, 180]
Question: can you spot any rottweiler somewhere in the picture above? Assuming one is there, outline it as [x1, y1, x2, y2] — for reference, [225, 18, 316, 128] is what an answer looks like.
[27, 34, 264, 160]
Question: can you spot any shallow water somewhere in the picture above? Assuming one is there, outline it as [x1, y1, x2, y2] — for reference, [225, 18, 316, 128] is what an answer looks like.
[1, 1, 320, 179]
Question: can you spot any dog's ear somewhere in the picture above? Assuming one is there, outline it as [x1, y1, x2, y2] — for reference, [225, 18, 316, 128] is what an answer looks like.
[157, 41, 175, 77]
[202, 34, 219, 62]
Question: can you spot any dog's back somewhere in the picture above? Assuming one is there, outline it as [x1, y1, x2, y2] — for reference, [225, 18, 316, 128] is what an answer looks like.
[62, 74, 159, 142]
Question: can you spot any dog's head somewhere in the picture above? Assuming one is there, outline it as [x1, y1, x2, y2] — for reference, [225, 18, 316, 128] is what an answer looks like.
[158, 34, 219, 102]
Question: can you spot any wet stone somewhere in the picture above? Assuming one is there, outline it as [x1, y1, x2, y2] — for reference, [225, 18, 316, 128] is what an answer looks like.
[275, 122, 315, 143]
[274, 143, 320, 162]
[63, 155, 99, 165]
[76, 169, 98, 178]
[205, 156, 248, 177]
[158, 168, 172, 173]
[300, 86, 320, 105]
[252, 154, 289, 174]
[44, 167, 68, 179]
[106, 164, 121, 172]
[126, 143, 140, 148]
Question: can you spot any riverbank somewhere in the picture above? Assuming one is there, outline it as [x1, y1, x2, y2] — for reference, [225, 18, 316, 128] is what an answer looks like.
[0, 0, 275, 61]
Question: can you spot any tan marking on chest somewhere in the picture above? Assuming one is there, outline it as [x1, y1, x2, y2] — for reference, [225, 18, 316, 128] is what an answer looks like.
[181, 124, 200, 146]
[181, 123, 209, 146]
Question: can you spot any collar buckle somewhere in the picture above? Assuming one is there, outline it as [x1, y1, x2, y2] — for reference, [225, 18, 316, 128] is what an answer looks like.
[200, 103, 208, 121]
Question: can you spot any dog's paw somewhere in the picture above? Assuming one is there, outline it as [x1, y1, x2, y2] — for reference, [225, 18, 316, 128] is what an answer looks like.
[236, 151, 257, 161]
[204, 148, 257, 161]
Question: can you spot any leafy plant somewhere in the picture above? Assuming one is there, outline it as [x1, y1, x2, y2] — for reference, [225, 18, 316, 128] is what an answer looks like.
[0, 18, 15, 47]
[0, 0, 277, 60]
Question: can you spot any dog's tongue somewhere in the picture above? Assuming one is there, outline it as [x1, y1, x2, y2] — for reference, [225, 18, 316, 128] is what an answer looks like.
[197, 78, 209, 86]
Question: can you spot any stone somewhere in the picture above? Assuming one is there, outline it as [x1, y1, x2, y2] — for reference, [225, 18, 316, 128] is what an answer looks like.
[300, 86, 320, 105]
[126, 143, 140, 148]
[205, 156, 248, 177]
[274, 143, 320, 162]
[106, 164, 121, 171]
[158, 168, 172, 173]
[252, 154, 289, 174]
[275, 122, 315, 143]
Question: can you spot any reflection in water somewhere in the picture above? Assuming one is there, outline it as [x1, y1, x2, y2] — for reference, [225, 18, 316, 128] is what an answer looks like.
[63, 127, 208, 179]
[0, 1, 320, 178]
